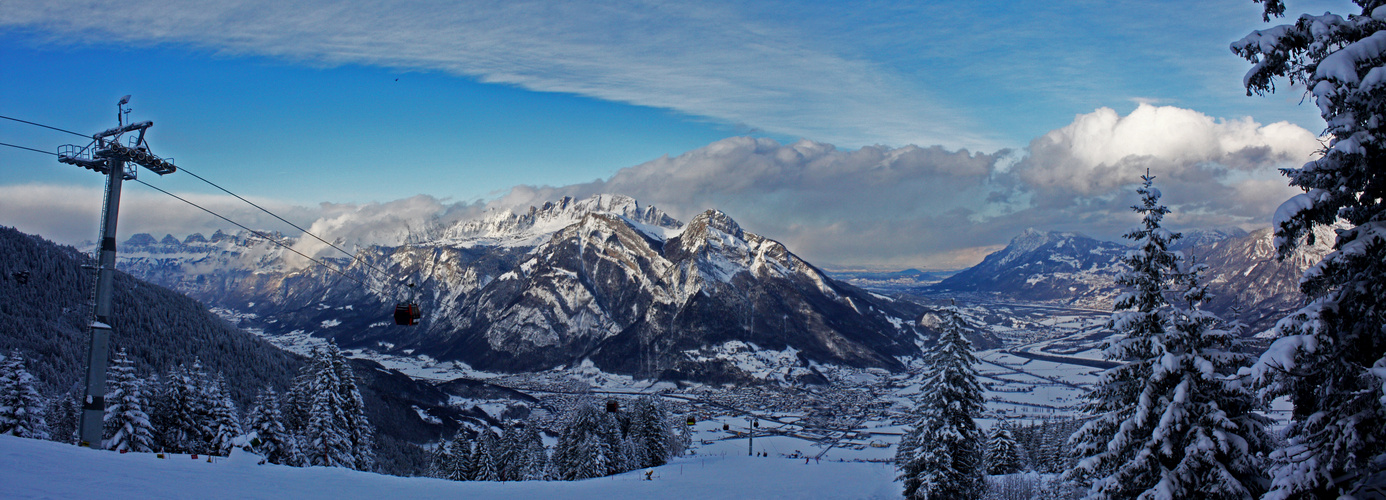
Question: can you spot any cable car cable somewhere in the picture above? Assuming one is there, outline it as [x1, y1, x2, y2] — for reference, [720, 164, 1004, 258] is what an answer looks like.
[0, 141, 60, 156]
[1, 140, 378, 291]
[0, 114, 90, 138]
[173, 164, 399, 284]
[5, 115, 399, 287]
[131, 177, 387, 295]
[8, 122, 423, 323]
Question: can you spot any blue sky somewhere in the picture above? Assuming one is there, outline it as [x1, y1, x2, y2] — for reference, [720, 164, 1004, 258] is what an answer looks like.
[0, 0, 1351, 268]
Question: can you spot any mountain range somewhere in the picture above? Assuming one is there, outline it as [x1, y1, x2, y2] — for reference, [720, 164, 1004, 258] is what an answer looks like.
[922, 226, 1334, 333]
[0, 225, 504, 475]
[113, 195, 929, 384]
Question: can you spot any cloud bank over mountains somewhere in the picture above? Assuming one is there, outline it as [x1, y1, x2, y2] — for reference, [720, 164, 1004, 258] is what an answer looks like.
[483, 104, 1318, 268]
[3, 105, 1319, 269]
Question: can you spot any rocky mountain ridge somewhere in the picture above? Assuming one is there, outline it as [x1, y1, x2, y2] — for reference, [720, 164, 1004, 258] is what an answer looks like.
[923, 226, 1334, 333]
[113, 195, 928, 384]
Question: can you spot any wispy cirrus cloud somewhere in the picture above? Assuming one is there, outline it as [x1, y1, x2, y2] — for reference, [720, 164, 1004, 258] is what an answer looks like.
[0, 0, 991, 150]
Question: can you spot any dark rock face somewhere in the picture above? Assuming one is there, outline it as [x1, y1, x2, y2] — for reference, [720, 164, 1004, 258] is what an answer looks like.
[925, 227, 1331, 334]
[1193, 227, 1331, 332]
[929, 229, 1128, 307]
[115, 195, 926, 383]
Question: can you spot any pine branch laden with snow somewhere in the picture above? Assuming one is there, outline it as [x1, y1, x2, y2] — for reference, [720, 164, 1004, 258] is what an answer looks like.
[1234, 2, 1386, 497]
[896, 309, 985, 500]
[102, 349, 154, 453]
[1065, 176, 1270, 499]
[0, 350, 48, 440]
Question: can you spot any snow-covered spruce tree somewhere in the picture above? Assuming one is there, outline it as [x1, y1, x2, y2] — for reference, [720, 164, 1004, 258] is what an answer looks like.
[1234, 2, 1386, 497]
[628, 396, 679, 468]
[282, 370, 312, 435]
[554, 401, 625, 480]
[297, 343, 374, 470]
[895, 308, 985, 499]
[498, 423, 520, 481]
[103, 349, 154, 452]
[426, 437, 451, 479]
[152, 361, 212, 454]
[247, 387, 300, 465]
[519, 422, 549, 481]
[304, 348, 351, 468]
[448, 432, 473, 481]
[328, 345, 375, 471]
[0, 350, 48, 439]
[986, 421, 1025, 475]
[206, 374, 242, 457]
[1065, 175, 1270, 499]
[45, 385, 82, 444]
[471, 429, 501, 482]
[428, 431, 472, 481]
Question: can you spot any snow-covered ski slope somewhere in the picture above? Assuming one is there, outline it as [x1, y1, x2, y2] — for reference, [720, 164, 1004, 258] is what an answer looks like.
[0, 435, 900, 499]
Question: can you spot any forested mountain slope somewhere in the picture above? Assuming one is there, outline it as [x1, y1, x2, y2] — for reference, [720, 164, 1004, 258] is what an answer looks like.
[0, 226, 479, 474]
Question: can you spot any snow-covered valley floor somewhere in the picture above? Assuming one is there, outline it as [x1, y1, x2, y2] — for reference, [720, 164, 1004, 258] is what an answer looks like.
[0, 434, 900, 499]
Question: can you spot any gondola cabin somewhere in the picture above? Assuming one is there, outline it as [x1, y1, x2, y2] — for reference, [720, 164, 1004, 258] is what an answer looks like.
[394, 303, 421, 326]
[606, 400, 620, 413]
[686, 416, 696, 426]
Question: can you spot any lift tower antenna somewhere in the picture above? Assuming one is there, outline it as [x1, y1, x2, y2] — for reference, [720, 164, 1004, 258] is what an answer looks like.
[57, 96, 177, 449]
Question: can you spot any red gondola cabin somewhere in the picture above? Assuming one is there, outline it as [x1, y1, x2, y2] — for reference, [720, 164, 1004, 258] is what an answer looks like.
[394, 303, 421, 326]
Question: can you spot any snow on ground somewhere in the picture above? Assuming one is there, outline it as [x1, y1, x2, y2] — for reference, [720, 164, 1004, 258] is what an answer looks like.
[0, 435, 900, 500]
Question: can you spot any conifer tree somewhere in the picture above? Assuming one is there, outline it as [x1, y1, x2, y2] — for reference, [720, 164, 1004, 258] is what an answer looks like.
[247, 387, 300, 465]
[554, 401, 623, 480]
[471, 429, 501, 481]
[1234, 2, 1386, 496]
[1066, 175, 1269, 499]
[328, 345, 374, 471]
[985, 422, 1024, 475]
[205, 374, 242, 457]
[103, 349, 154, 452]
[448, 433, 473, 481]
[0, 350, 48, 440]
[300, 343, 374, 470]
[519, 422, 548, 481]
[895, 309, 985, 499]
[152, 361, 213, 454]
[305, 349, 351, 468]
[45, 385, 82, 444]
[629, 396, 677, 468]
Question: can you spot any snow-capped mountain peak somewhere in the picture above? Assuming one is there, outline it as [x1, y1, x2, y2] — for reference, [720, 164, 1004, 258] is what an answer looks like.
[440, 194, 681, 246]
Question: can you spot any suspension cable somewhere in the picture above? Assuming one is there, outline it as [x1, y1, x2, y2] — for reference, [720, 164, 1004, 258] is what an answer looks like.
[0, 114, 89, 138]
[174, 164, 398, 283]
[6, 122, 407, 295]
[131, 178, 387, 295]
[0, 142, 59, 156]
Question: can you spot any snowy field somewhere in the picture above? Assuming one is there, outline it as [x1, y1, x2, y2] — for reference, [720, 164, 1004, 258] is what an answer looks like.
[0, 435, 900, 499]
